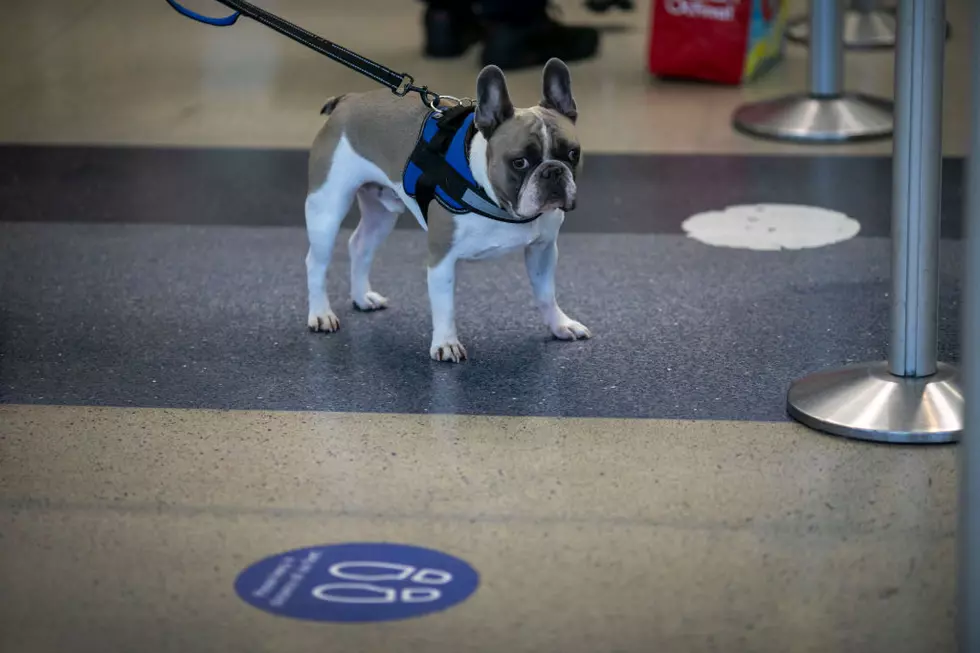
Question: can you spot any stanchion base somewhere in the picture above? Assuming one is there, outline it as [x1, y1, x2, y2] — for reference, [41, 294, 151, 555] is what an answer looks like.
[787, 10, 896, 49]
[732, 93, 893, 143]
[787, 362, 963, 444]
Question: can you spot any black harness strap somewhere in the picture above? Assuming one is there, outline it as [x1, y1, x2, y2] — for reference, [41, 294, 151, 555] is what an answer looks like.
[407, 105, 540, 224]
[412, 106, 472, 222]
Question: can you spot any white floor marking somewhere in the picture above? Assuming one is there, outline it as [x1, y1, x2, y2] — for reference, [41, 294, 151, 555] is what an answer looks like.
[681, 203, 861, 251]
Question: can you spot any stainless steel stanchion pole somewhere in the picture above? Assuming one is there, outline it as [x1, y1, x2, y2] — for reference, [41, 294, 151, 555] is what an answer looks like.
[788, 0, 897, 49]
[785, 0, 961, 443]
[959, 0, 980, 645]
[733, 0, 893, 143]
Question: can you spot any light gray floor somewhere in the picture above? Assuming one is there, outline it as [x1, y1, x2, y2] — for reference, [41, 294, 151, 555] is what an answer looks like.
[0, 0, 969, 649]
[0, 0, 974, 155]
[0, 405, 958, 653]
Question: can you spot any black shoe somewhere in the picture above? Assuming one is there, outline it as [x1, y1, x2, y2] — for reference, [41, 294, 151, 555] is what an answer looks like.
[424, 6, 484, 58]
[481, 16, 599, 71]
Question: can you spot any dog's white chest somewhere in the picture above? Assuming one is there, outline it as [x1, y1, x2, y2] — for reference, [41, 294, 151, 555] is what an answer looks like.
[452, 212, 558, 261]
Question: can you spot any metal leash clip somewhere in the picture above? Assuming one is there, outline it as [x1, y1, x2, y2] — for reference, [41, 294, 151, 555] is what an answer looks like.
[396, 82, 451, 113]
[427, 95, 475, 114]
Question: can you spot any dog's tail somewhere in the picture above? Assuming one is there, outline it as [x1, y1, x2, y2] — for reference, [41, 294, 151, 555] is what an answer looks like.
[320, 94, 348, 116]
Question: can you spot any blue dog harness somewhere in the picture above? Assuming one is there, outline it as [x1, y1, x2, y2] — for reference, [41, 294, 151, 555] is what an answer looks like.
[403, 105, 535, 225]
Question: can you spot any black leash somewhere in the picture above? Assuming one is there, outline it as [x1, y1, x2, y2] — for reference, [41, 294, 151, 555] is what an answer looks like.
[164, 0, 446, 109]
[166, 0, 528, 223]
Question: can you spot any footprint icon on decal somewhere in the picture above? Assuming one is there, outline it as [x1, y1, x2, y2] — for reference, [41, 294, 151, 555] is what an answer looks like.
[400, 587, 441, 603]
[235, 543, 481, 622]
[328, 562, 415, 582]
[312, 583, 442, 604]
[311, 561, 454, 605]
[328, 561, 453, 585]
[312, 583, 397, 604]
[411, 568, 452, 584]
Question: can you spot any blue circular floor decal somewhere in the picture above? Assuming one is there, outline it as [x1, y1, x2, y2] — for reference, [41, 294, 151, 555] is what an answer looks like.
[234, 543, 480, 622]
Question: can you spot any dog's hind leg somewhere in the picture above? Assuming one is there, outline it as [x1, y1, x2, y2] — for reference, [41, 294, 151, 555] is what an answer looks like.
[305, 140, 361, 333]
[349, 184, 403, 311]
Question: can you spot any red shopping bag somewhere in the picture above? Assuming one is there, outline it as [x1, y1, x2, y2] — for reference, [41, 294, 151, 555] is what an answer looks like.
[648, 0, 786, 85]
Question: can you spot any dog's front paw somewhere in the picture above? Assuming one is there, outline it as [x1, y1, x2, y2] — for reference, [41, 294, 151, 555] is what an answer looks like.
[308, 311, 340, 333]
[430, 341, 468, 363]
[352, 291, 389, 312]
[551, 319, 592, 341]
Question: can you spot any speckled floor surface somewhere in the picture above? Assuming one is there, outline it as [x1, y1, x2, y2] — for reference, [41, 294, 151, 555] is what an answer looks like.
[0, 221, 962, 419]
[0, 154, 965, 652]
[0, 0, 971, 649]
[0, 146, 970, 238]
[0, 405, 958, 653]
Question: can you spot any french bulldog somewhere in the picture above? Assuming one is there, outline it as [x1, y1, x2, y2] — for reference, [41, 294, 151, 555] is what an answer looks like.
[304, 58, 591, 362]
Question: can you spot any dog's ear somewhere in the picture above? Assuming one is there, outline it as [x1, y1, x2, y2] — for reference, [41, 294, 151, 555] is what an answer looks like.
[475, 65, 515, 138]
[540, 58, 577, 122]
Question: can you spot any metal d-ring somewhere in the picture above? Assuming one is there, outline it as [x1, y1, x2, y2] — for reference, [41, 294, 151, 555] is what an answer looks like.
[429, 94, 454, 113]
[428, 95, 475, 113]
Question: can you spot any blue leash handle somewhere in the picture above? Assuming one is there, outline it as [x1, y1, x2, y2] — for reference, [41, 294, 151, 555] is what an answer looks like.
[165, 0, 240, 26]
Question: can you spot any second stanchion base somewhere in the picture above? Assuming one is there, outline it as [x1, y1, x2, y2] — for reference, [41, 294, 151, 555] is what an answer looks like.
[786, 10, 896, 49]
[732, 93, 893, 143]
[787, 362, 963, 444]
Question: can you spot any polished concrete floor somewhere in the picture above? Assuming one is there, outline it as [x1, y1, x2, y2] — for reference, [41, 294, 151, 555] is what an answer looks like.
[1, 405, 957, 652]
[0, 0, 970, 651]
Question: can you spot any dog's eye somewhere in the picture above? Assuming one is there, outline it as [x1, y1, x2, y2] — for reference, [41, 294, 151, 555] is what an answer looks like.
[568, 149, 580, 163]
[512, 158, 529, 171]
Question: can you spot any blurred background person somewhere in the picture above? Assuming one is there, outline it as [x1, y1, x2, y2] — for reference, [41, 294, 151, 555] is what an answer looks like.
[421, 0, 600, 70]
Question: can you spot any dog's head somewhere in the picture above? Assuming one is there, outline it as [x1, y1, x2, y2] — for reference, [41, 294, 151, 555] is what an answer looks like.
[474, 58, 581, 219]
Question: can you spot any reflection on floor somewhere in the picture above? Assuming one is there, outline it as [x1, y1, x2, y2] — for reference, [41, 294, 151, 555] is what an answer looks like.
[0, 0, 968, 650]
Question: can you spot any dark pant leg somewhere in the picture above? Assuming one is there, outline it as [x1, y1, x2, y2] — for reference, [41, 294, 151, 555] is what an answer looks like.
[478, 0, 548, 20]
[419, 0, 547, 21]
[423, 0, 465, 8]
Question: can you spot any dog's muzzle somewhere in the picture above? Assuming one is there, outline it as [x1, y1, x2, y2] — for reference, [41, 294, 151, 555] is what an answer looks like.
[539, 162, 576, 211]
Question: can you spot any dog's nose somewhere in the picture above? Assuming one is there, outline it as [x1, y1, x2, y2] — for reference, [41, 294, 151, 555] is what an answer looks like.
[540, 163, 563, 181]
